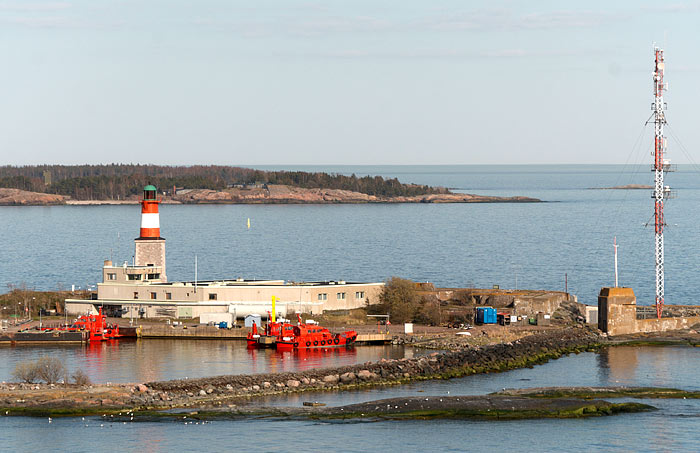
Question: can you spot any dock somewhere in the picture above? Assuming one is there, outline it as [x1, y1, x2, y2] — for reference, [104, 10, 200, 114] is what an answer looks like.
[136, 325, 391, 344]
[0, 331, 89, 345]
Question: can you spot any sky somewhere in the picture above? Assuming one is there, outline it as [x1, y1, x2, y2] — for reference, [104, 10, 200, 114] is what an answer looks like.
[1, 0, 700, 165]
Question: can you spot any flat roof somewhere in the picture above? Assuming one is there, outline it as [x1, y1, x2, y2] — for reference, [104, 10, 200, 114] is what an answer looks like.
[157, 280, 381, 287]
[99, 279, 383, 288]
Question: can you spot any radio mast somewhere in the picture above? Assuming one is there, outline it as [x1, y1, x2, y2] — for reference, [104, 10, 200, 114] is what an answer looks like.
[652, 47, 671, 319]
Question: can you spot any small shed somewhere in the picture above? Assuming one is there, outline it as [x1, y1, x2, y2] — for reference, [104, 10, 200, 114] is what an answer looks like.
[244, 314, 262, 328]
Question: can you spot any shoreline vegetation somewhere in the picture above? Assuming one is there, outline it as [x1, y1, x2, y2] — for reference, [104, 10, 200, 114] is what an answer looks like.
[0, 164, 540, 205]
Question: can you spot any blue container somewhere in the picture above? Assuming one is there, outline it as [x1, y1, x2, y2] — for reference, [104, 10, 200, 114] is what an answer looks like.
[475, 307, 497, 324]
[218, 321, 228, 329]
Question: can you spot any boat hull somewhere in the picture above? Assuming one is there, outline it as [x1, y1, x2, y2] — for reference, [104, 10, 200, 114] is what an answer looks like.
[276, 335, 356, 349]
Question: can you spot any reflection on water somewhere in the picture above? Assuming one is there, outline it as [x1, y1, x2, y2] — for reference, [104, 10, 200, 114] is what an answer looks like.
[597, 346, 639, 384]
[0, 340, 416, 383]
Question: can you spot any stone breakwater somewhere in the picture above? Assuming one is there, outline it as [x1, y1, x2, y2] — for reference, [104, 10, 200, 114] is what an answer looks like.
[143, 329, 602, 405]
[0, 329, 602, 415]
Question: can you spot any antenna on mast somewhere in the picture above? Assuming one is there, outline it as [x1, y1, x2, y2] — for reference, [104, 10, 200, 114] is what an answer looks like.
[613, 237, 619, 288]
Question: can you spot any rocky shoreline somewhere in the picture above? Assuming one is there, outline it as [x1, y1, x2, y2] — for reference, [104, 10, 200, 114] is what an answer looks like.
[0, 329, 601, 415]
[0, 185, 540, 206]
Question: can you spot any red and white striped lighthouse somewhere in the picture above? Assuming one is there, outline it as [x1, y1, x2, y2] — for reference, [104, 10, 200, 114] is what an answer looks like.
[139, 185, 162, 239]
[134, 184, 167, 281]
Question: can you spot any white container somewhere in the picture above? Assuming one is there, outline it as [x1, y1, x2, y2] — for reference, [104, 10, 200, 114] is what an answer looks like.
[404, 323, 413, 334]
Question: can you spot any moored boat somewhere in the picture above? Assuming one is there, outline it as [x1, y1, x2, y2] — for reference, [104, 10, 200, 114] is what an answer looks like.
[246, 320, 294, 348]
[41, 309, 121, 342]
[276, 315, 357, 349]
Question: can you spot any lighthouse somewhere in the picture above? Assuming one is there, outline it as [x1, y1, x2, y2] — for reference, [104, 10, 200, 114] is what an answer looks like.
[134, 185, 167, 282]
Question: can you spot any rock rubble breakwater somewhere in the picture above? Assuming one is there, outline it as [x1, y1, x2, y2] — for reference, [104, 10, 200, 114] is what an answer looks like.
[144, 329, 602, 405]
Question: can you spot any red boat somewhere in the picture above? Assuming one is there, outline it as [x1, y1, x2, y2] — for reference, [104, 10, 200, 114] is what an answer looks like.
[42, 309, 121, 342]
[275, 315, 357, 349]
[246, 320, 294, 348]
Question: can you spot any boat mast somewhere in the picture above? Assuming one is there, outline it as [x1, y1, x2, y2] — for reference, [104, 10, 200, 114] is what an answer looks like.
[652, 47, 669, 319]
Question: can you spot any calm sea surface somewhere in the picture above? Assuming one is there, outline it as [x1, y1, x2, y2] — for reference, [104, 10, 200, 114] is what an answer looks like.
[2, 165, 700, 451]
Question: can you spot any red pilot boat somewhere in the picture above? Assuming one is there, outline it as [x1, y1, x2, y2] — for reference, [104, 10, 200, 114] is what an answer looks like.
[275, 315, 357, 350]
[43, 309, 121, 342]
[246, 320, 295, 348]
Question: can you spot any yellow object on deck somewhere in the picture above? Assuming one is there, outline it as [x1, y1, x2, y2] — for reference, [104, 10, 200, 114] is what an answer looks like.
[271, 296, 277, 322]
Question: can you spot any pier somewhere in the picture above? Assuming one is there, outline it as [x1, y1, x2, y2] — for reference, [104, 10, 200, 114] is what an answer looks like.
[0, 331, 89, 345]
[136, 324, 391, 344]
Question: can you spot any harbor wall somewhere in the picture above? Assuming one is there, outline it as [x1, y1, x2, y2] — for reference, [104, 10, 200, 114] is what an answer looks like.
[598, 287, 700, 335]
[419, 288, 574, 318]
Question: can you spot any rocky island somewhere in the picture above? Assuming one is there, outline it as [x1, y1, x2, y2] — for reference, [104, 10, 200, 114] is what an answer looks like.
[0, 164, 540, 205]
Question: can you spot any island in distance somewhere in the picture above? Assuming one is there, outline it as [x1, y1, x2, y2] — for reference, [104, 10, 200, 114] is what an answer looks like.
[0, 164, 540, 205]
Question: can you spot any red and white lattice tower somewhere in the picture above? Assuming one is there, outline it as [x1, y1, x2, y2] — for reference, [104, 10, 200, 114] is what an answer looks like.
[652, 47, 670, 319]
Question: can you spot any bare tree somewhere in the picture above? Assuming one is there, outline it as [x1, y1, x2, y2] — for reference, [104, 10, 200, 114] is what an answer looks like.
[12, 361, 39, 383]
[71, 369, 91, 386]
[35, 357, 67, 384]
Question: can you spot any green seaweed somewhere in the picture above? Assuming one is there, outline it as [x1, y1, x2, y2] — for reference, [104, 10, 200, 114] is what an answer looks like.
[499, 387, 700, 400]
[316, 402, 654, 421]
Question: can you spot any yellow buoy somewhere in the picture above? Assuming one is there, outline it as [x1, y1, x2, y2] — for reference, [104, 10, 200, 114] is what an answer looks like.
[247, 218, 251, 229]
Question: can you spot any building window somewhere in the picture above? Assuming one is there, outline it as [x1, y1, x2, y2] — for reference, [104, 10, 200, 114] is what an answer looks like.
[208, 293, 218, 300]
[166, 292, 172, 300]
[150, 292, 157, 300]
[317, 293, 327, 301]
[107, 273, 116, 281]
[355, 291, 365, 300]
[147, 273, 160, 280]
[337, 292, 346, 300]
[133, 292, 139, 300]
[128, 274, 142, 281]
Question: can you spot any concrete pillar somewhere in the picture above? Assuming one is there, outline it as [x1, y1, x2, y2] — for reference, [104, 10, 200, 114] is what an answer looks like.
[598, 287, 636, 335]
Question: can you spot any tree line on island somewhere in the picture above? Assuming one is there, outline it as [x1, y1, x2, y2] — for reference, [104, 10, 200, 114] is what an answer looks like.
[0, 164, 448, 200]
